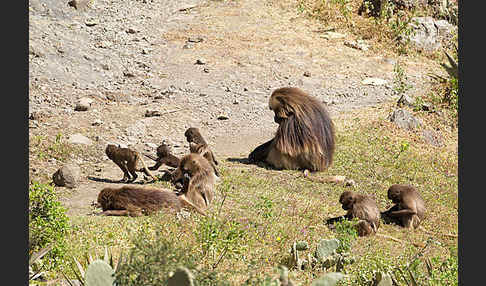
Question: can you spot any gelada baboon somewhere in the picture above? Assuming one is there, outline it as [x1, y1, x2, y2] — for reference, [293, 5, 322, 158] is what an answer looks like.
[96, 185, 207, 216]
[105, 144, 157, 183]
[145, 143, 181, 171]
[327, 191, 380, 236]
[184, 127, 220, 177]
[249, 87, 335, 172]
[381, 184, 426, 229]
[172, 153, 216, 212]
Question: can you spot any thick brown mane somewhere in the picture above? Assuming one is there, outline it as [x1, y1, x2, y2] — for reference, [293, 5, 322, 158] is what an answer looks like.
[271, 87, 335, 170]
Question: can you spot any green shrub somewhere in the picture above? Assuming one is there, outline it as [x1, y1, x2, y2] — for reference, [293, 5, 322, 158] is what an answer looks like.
[29, 181, 70, 269]
[195, 216, 247, 260]
[333, 219, 358, 254]
[114, 230, 230, 286]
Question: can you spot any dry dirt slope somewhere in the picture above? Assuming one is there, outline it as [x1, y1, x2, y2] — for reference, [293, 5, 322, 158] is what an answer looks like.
[28, 0, 445, 215]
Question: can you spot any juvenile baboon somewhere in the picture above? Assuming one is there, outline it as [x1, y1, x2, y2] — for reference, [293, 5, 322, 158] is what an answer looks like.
[249, 87, 335, 172]
[96, 185, 207, 216]
[381, 184, 426, 229]
[172, 153, 216, 211]
[184, 127, 220, 177]
[327, 191, 381, 236]
[105, 144, 157, 183]
[146, 143, 181, 171]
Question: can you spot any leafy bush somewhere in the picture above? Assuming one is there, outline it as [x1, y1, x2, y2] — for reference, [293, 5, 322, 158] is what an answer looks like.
[195, 216, 247, 260]
[333, 219, 358, 254]
[114, 230, 230, 286]
[29, 181, 70, 269]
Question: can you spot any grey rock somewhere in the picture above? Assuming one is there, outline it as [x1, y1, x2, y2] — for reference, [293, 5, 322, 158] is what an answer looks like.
[126, 28, 139, 34]
[183, 43, 194, 49]
[52, 164, 81, 188]
[372, 271, 393, 286]
[345, 179, 356, 187]
[84, 18, 98, 27]
[188, 36, 204, 43]
[75, 97, 93, 111]
[397, 94, 415, 107]
[145, 110, 162, 117]
[406, 17, 455, 52]
[167, 267, 194, 286]
[388, 109, 421, 130]
[68, 0, 90, 11]
[68, 133, 93, 145]
[92, 119, 103, 126]
[421, 130, 443, 147]
[344, 40, 369, 51]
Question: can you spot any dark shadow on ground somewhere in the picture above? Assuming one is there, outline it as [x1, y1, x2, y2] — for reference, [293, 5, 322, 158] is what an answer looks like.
[87, 176, 155, 185]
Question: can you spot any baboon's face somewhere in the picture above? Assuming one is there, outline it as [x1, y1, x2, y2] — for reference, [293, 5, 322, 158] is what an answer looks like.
[157, 144, 170, 157]
[180, 158, 199, 176]
[339, 192, 355, 210]
[105, 144, 117, 157]
[388, 190, 401, 204]
[269, 93, 296, 124]
[185, 128, 199, 142]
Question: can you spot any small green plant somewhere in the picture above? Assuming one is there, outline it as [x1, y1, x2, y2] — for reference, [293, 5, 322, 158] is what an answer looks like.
[195, 216, 247, 262]
[331, 0, 352, 22]
[29, 181, 71, 270]
[395, 141, 410, 159]
[255, 195, 274, 218]
[115, 231, 229, 286]
[394, 61, 412, 106]
[333, 219, 358, 254]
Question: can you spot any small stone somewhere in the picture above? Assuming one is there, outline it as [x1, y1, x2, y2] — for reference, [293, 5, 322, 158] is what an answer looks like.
[84, 18, 98, 26]
[195, 59, 206, 65]
[388, 109, 421, 130]
[321, 31, 346, 39]
[217, 113, 229, 120]
[203, 68, 210, 73]
[167, 267, 194, 286]
[344, 40, 369, 51]
[303, 71, 311, 77]
[421, 130, 443, 147]
[52, 164, 81, 188]
[95, 41, 113, 48]
[397, 94, 415, 107]
[123, 71, 136, 78]
[68, 133, 92, 145]
[126, 28, 139, 34]
[145, 110, 161, 117]
[362, 77, 387, 86]
[421, 103, 432, 111]
[92, 119, 103, 126]
[74, 97, 93, 111]
[183, 43, 194, 49]
[68, 0, 90, 10]
[345, 179, 356, 187]
[29, 120, 40, 129]
[188, 36, 204, 43]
